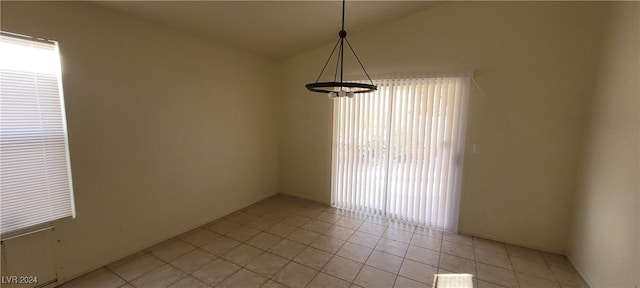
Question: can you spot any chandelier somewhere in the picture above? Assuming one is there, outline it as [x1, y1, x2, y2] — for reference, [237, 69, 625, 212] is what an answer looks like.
[305, 0, 377, 99]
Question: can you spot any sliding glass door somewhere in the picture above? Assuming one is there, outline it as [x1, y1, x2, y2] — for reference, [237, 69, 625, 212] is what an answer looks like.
[331, 77, 470, 231]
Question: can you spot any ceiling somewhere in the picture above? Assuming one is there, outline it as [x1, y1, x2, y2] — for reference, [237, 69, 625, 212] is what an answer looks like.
[94, 1, 441, 59]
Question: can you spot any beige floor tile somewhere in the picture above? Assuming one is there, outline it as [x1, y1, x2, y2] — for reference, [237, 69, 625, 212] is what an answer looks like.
[410, 234, 442, 251]
[204, 217, 224, 225]
[474, 237, 507, 255]
[443, 232, 473, 247]
[227, 211, 262, 225]
[287, 228, 321, 245]
[375, 238, 409, 257]
[477, 279, 509, 288]
[177, 227, 203, 240]
[200, 236, 241, 256]
[107, 252, 164, 282]
[192, 258, 240, 286]
[217, 269, 267, 288]
[475, 247, 513, 270]
[149, 239, 196, 262]
[476, 262, 519, 288]
[398, 259, 438, 285]
[354, 265, 397, 288]
[64, 195, 593, 288]
[169, 248, 215, 273]
[282, 215, 312, 227]
[167, 276, 210, 288]
[247, 217, 279, 231]
[511, 256, 555, 280]
[206, 219, 242, 235]
[336, 242, 373, 263]
[335, 217, 364, 229]
[341, 211, 369, 221]
[439, 253, 476, 274]
[247, 232, 283, 250]
[413, 226, 443, 239]
[442, 240, 475, 260]
[294, 247, 333, 270]
[268, 222, 298, 237]
[221, 244, 264, 266]
[292, 208, 324, 218]
[273, 262, 318, 288]
[324, 206, 345, 215]
[245, 252, 290, 277]
[383, 227, 413, 243]
[543, 253, 574, 270]
[243, 205, 271, 216]
[506, 245, 545, 264]
[388, 221, 416, 233]
[366, 250, 403, 273]
[316, 212, 343, 224]
[358, 222, 388, 236]
[226, 226, 262, 242]
[269, 239, 306, 259]
[394, 276, 431, 288]
[516, 272, 561, 288]
[405, 245, 440, 267]
[549, 266, 589, 287]
[322, 255, 363, 282]
[325, 225, 356, 240]
[130, 264, 186, 288]
[349, 231, 381, 248]
[180, 229, 220, 247]
[310, 235, 346, 254]
[366, 216, 392, 226]
[261, 280, 288, 288]
[263, 211, 290, 222]
[434, 274, 476, 288]
[60, 268, 126, 288]
[303, 220, 334, 234]
[307, 273, 351, 288]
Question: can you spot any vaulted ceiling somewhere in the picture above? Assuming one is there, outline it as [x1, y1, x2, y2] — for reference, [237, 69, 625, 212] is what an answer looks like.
[94, 1, 441, 59]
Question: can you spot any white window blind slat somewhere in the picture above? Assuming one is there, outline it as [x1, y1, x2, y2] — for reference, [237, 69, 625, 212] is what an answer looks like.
[332, 77, 469, 231]
[0, 33, 75, 238]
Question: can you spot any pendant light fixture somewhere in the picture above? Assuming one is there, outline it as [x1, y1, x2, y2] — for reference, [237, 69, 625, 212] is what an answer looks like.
[305, 0, 376, 99]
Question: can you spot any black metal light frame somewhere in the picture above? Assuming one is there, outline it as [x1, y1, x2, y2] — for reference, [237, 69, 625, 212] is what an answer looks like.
[305, 0, 377, 96]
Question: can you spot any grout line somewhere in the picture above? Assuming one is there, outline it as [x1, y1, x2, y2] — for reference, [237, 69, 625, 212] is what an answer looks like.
[72, 195, 581, 288]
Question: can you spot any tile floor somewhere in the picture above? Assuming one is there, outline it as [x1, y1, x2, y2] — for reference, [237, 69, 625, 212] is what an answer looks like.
[60, 194, 589, 288]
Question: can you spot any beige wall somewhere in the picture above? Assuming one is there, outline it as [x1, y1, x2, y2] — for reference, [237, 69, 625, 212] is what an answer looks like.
[568, 2, 640, 288]
[1, 1, 279, 283]
[280, 2, 607, 254]
[2, 1, 637, 286]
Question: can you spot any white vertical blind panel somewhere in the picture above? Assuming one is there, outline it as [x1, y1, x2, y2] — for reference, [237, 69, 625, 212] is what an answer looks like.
[331, 77, 469, 231]
[0, 34, 75, 237]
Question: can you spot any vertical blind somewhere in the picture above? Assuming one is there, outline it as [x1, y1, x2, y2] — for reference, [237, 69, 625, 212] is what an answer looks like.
[331, 77, 469, 231]
[0, 33, 75, 238]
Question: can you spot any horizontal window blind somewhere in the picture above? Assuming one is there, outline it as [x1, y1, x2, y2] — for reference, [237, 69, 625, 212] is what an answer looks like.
[0, 32, 75, 238]
[331, 77, 469, 231]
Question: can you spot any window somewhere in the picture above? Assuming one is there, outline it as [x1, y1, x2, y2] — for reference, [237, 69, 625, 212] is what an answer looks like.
[0, 32, 75, 238]
[331, 77, 469, 231]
